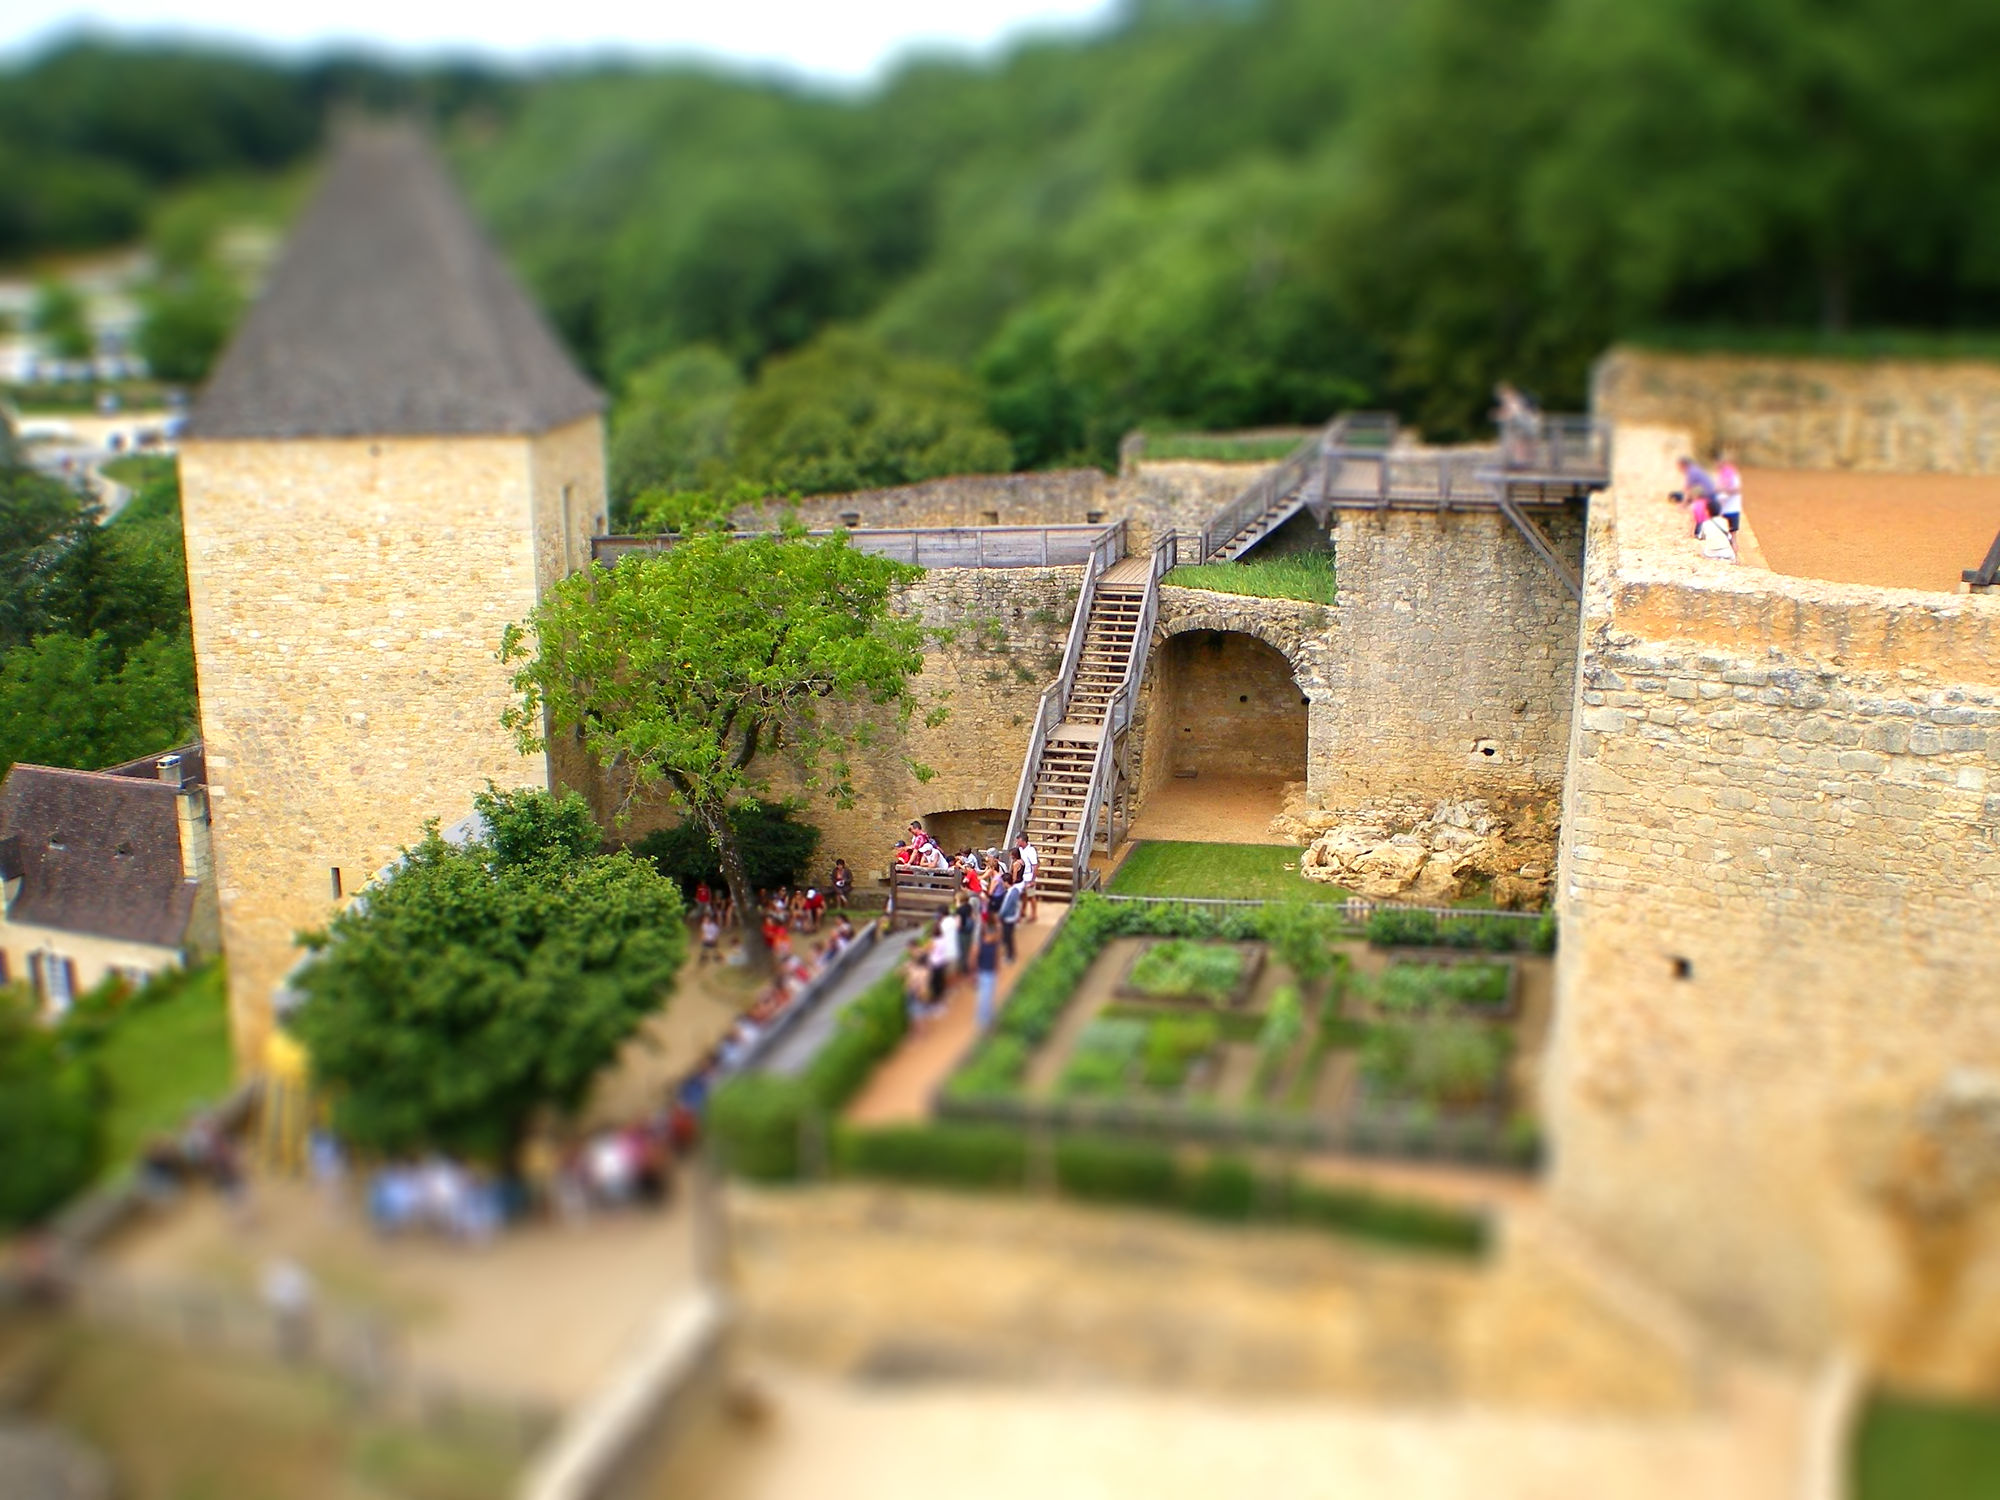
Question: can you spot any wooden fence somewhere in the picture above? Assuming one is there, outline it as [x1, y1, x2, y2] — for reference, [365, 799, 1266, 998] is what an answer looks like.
[591, 523, 1123, 571]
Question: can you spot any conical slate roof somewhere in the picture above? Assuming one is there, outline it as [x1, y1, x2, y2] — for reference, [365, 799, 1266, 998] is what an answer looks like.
[188, 125, 603, 439]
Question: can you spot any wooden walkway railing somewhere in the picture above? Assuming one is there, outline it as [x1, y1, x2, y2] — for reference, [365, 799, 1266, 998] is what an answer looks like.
[591, 523, 1123, 571]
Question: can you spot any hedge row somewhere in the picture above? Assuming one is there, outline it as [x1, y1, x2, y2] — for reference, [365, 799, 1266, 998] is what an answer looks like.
[835, 1122, 1488, 1258]
[1366, 907, 1555, 954]
[707, 966, 908, 1180]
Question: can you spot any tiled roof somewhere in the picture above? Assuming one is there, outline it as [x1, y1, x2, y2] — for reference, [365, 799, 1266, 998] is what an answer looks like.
[188, 124, 603, 441]
[0, 749, 202, 948]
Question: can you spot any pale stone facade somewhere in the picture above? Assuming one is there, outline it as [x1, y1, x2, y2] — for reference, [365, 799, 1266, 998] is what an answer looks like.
[180, 417, 602, 1063]
[1547, 425, 2000, 1381]
[1593, 346, 2000, 473]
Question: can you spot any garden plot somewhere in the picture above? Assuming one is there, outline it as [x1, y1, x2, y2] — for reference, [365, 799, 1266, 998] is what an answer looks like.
[944, 897, 1547, 1167]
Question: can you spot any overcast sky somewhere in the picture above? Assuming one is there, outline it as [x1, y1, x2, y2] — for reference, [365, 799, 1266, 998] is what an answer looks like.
[3, 0, 1118, 81]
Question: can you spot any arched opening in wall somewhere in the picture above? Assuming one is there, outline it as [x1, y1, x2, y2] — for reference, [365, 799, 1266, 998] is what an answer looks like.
[921, 807, 1012, 857]
[1131, 630, 1307, 843]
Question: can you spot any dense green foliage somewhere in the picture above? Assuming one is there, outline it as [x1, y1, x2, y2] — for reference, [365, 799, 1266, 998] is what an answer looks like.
[1853, 1392, 2000, 1500]
[707, 964, 908, 1180]
[288, 788, 686, 1163]
[1367, 961, 1512, 1014]
[1366, 906, 1554, 953]
[18, 2, 2000, 459]
[1361, 1018, 1511, 1107]
[832, 1121, 1488, 1255]
[0, 455, 197, 777]
[503, 527, 934, 948]
[93, 962, 232, 1174]
[0, 987, 105, 1228]
[1126, 939, 1244, 1001]
[633, 799, 822, 901]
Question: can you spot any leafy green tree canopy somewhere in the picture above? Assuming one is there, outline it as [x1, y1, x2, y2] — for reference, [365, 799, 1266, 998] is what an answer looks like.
[607, 344, 744, 508]
[729, 329, 1014, 495]
[503, 530, 936, 955]
[30, 281, 92, 359]
[288, 787, 686, 1163]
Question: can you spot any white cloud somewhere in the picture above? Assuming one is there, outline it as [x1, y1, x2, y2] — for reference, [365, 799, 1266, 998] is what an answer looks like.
[3, 0, 1118, 82]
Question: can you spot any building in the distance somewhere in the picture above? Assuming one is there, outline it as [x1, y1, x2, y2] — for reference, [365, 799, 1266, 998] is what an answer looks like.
[177, 124, 606, 1065]
[0, 746, 218, 1009]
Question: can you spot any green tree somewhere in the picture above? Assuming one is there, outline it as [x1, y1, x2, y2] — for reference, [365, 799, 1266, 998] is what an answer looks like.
[137, 264, 242, 383]
[0, 463, 88, 651]
[30, 280, 92, 360]
[729, 329, 1014, 495]
[287, 787, 686, 1164]
[606, 344, 744, 510]
[0, 631, 197, 778]
[0, 988, 105, 1229]
[503, 529, 936, 960]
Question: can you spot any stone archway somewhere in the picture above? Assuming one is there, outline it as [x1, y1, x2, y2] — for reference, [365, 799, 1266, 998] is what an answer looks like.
[1129, 626, 1311, 843]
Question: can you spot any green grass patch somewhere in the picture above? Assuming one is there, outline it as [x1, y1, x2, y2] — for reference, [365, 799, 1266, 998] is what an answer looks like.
[96, 963, 231, 1174]
[1166, 552, 1337, 605]
[1109, 842, 1350, 903]
[1854, 1391, 2000, 1500]
[100, 453, 175, 489]
[1127, 939, 1244, 1001]
[1141, 430, 1311, 463]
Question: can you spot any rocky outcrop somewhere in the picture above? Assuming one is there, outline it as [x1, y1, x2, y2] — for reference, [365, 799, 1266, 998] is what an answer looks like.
[1272, 787, 1558, 907]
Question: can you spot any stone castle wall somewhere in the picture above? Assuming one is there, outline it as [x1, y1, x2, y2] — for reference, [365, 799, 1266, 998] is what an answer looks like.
[1593, 347, 2000, 473]
[607, 567, 1084, 889]
[1547, 425, 2000, 1381]
[179, 417, 601, 1063]
[734, 470, 1110, 532]
[1314, 507, 1583, 812]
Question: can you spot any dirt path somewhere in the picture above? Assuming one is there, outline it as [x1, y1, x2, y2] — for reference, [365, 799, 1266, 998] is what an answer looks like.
[843, 912, 1058, 1126]
[1126, 773, 1294, 844]
[1741, 466, 2000, 592]
[102, 1175, 698, 1410]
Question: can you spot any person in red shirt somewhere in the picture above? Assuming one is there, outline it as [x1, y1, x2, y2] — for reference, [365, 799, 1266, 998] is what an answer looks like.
[803, 887, 826, 930]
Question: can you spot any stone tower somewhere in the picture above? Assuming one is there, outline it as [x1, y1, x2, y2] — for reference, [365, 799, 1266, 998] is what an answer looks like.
[178, 125, 606, 1066]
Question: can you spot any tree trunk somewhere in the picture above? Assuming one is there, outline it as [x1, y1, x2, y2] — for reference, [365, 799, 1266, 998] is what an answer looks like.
[697, 798, 768, 974]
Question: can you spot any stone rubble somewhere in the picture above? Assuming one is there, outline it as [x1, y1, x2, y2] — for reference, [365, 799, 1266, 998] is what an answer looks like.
[1269, 785, 1560, 906]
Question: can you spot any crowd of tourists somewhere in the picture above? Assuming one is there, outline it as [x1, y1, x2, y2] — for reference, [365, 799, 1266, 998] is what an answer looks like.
[1673, 454, 1746, 562]
[896, 823, 1041, 1034]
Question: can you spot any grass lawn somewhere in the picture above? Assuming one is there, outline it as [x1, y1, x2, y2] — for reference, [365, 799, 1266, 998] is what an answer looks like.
[1108, 842, 1351, 902]
[97, 962, 232, 1173]
[1854, 1393, 2000, 1500]
[100, 453, 175, 489]
[1166, 553, 1337, 605]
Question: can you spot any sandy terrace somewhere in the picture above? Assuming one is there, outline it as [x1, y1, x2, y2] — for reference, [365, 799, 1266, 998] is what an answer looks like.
[1741, 466, 2000, 593]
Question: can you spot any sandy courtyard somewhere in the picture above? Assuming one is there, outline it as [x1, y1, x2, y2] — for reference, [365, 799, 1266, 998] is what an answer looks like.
[1741, 466, 2000, 592]
[1125, 773, 1294, 844]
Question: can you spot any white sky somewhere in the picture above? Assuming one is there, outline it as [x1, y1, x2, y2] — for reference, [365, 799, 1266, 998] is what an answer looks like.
[3, 0, 1119, 83]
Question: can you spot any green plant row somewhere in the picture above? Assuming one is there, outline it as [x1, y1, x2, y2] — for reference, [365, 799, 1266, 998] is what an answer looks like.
[707, 965, 908, 1180]
[1367, 907, 1555, 954]
[950, 895, 1345, 1100]
[1139, 430, 1312, 463]
[834, 1122, 1488, 1258]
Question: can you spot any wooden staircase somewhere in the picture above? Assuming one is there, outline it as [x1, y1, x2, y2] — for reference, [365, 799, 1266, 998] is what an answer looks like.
[1020, 574, 1147, 900]
[1007, 543, 1171, 904]
[1207, 486, 1315, 562]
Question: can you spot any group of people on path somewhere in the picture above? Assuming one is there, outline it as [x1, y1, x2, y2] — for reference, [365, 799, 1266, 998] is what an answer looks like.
[901, 824, 1040, 1034]
[1675, 454, 1746, 562]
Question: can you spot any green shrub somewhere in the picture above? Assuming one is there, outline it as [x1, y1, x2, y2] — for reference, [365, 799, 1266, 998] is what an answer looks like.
[1372, 961, 1509, 1013]
[633, 798, 821, 899]
[1406, 1020, 1509, 1106]
[1257, 986, 1305, 1056]
[1257, 900, 1341, 982]
[708, 968, 907, 1180]
[0, 990, 105, 1228]
[1529, 912, 1557, 954]
[1439, 918, 1485, 950]
[1367, 908, 1438, 947]
[1479, 920, 1523, 953]
[1319, 1012, 1370, 1049]
[1127, 940, 1244, 1001]
[1058, 1016, 1147, 1096]
[1179, 1154, 1257, 1220]
[1285, 1179, 1488, 1257]
[835, 1123, 1029, 1189]
[705, 1072, 807, 1181]
[1053, 1134, 1178, 1205]
[1142, 1013, 1220, 1089]
[949, 1035, 1030, 1098]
